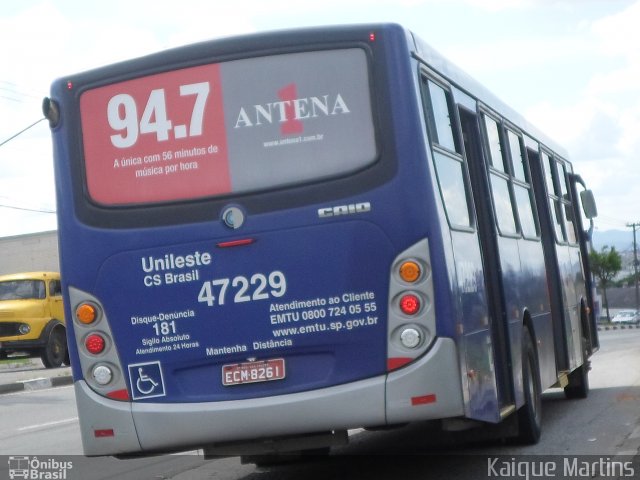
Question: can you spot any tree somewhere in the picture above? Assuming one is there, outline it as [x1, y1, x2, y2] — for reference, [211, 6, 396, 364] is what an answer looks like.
[590, 246, 622, 321]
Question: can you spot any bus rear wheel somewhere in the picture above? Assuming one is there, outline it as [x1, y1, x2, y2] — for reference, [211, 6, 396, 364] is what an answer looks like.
[564, 337, 590, 399]
[516, 328, 542, 444]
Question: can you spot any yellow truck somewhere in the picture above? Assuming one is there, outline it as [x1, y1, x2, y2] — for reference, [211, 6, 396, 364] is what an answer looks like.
[0, 272, 68, 368]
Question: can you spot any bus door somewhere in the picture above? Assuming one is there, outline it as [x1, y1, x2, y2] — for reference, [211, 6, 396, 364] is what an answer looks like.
[457, 105, 515, 421]
[527, 149, 570, 372]
[529, 149, 595, 374]
[423, 76, 504, 422]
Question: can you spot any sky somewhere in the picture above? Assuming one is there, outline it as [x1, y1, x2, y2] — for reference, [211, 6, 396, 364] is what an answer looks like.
[0, 0, 638, 238]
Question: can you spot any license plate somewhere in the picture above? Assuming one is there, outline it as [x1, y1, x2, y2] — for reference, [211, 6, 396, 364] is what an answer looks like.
[222, 358, 286, 386]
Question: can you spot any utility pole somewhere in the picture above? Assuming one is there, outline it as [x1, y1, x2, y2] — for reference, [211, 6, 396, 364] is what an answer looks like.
[627, 222, 640, 313]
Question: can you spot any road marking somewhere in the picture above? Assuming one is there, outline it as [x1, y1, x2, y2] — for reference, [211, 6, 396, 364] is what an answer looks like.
[2, 384, 74, 399]
[17, 417, 78, 432]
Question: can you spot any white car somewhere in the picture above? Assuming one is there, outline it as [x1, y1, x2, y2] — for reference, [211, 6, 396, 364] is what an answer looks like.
[611, 310, 640, 325]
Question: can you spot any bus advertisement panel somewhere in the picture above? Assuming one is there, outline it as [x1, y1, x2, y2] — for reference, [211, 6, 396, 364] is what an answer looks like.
[80, 49, 376, 205]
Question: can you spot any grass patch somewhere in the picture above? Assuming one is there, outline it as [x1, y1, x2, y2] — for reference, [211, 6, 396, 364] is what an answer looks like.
[0, 356, 31, 366]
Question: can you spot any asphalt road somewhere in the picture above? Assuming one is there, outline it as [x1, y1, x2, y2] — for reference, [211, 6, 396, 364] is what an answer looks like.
[1, 328, 639, 480]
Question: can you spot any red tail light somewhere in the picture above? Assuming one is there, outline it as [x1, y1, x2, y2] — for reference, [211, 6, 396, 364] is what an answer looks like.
[85, 334, 106, 355]
[399, 294, 421, 315]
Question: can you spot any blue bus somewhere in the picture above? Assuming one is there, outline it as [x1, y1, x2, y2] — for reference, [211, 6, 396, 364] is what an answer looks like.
[44, 23, 598, 457]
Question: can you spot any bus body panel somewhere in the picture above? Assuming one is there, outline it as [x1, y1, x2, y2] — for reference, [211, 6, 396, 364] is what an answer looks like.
[517, 239, 556, 390]
[74, 382, 140, 456]
[419, 51, 593, 425]
[448, 229, 500, 422]
[385, 337, 464, 423]
[557, 244, 586, 370]
[90, 222, 393, 402]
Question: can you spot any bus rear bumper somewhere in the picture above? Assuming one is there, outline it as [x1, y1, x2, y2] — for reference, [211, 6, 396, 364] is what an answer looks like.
[386, 337, 464, 423]
[75, 375, 384, 456]
[143, 375, 387, 454]
[75, 337, 463, 456]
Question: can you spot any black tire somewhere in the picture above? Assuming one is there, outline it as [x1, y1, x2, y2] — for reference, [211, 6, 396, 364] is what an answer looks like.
[564, 363, 589, 399]
[41, 325, 67, 369]
[564, 337, 590, 399]
[516, 328, 542, 444]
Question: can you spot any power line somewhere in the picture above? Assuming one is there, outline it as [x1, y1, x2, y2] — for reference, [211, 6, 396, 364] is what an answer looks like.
[0, 94, 23, 103]
[0, 203, 55, 214]
[0, 85, 40, 100]
[0, 80, 41, 99]
[0, 118, 46, 148]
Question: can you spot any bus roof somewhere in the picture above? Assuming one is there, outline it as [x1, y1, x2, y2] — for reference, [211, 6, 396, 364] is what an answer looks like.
[57, 22, 569, 159]
[406, 27, 569, 158]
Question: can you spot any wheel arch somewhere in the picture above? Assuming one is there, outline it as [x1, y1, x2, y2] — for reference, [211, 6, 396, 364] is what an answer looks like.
[40, 318, 66, 341]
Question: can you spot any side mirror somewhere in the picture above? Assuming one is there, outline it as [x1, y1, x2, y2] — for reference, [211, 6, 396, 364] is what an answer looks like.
[42, 97, 60, 128]
[580, 189, 598, 219]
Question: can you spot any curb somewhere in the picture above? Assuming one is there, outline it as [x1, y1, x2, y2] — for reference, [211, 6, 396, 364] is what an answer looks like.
[598, 325, 640, 331]
[0, 374, 73, 395]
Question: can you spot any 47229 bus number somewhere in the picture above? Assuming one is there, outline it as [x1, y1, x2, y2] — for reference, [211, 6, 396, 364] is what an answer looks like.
[198, 271, 287, 307]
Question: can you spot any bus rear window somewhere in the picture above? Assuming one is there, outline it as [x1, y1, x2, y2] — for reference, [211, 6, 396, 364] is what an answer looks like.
[80, 48, 377, 206]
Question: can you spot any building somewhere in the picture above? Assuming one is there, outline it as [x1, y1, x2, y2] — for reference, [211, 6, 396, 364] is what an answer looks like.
[0, 231, 59, 275]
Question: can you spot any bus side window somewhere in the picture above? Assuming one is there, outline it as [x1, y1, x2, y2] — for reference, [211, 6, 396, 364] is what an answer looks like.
[482, 114, 518, 236]
[560, 165, 579, 244]
[433, 152, 471, 227]
[514, 184, 538, 238]
[483, 115, 507, 173]
[542, 152, 567, 243]
[507, 132, 538, 239]
[425, 79, 460, 153]
[490, 175, 518, 235]
[507, 130, 526, 182]
[542, 152, 557, 196]
[558, 162, 569, 197]
[564, 203, 578, 244]
[422, 76, 471, 229]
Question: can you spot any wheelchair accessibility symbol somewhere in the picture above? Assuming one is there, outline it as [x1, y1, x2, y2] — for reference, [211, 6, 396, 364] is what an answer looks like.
[128, 361, 166, 400]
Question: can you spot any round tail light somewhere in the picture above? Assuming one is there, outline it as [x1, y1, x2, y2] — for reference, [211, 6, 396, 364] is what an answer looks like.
[399, 261, 421, 283]
[85, 334, 106, 355]
[399, 293, 421, 316]
[92, 365, 113, 385]
[76, 303, 99, 324]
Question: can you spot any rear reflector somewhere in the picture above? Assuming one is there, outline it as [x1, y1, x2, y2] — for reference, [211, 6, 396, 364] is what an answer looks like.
[106, 389, 130, 401]
[217, 238, 255, 248]
[94, 429, 115, 438]
[387, 357, 413, 371]
[411, 394, 437, 406]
